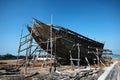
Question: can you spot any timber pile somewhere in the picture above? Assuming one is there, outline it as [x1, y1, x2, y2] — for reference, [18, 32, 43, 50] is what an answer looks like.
[37, 66, 104, 80]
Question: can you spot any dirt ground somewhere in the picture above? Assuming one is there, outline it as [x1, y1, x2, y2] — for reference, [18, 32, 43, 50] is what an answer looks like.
[0, 59, 17, 65]
[0, 59, 103, 80]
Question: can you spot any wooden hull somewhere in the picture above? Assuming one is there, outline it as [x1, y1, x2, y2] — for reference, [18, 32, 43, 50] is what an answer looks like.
[27, 20, 104, 64]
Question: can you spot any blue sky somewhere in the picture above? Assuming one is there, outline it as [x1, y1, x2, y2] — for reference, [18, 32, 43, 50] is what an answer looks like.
[0, 0, 120, 55]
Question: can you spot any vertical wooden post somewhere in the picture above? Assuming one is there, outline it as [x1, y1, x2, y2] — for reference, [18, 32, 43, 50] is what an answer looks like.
[50, 15, 53, 73]
[17, 26, 23, 66]
[96, 48, 99, 64]
[77, 43, 80, 66]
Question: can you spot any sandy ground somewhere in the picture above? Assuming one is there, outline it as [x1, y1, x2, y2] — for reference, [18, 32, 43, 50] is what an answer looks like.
[0, 59, 120, 80]
[0, 59, 17, 65]
[98, 61, 120, 80]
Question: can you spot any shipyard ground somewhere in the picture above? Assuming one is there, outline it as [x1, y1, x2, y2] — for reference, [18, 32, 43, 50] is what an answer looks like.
[0, 59, 120, 80]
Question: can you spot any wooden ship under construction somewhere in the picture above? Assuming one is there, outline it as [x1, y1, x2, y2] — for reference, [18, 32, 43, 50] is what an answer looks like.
[1, 19, 116, 80]
[27, 19, 104, 65]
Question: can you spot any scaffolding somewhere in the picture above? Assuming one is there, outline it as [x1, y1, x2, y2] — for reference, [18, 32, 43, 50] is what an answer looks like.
[16, 26, 55, 74]
[16, 17, 58, 75]
[16, 18, 107, 76]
